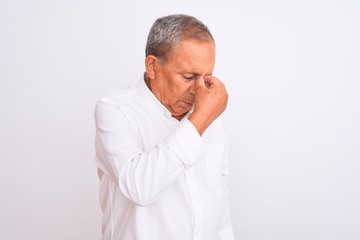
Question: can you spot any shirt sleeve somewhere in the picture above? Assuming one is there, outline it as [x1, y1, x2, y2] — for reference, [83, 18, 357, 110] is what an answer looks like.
[95, 97, 207, 207]
[217, 141, 236, 240]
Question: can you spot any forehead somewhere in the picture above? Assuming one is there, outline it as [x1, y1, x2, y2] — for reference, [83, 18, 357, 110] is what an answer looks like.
[167, 40, 216, 73]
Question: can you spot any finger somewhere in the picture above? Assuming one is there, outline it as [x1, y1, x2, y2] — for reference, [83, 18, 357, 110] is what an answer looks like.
[204, 75, 220, 86]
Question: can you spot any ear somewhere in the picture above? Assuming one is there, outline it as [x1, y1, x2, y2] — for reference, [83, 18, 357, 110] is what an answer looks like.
[145, 55, 158, 80]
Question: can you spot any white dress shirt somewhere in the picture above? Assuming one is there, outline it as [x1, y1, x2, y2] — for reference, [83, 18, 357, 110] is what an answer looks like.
[95, 77, 235, 240]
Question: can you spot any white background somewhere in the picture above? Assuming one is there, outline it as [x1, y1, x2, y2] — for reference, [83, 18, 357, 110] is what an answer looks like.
[1, 0, 359, 239]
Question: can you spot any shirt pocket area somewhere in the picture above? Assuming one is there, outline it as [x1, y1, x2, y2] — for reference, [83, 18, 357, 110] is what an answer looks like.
[204, 144, 225, 190]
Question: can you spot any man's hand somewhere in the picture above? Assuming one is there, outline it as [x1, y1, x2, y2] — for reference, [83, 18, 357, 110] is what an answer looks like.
[188, 75, 228, 136]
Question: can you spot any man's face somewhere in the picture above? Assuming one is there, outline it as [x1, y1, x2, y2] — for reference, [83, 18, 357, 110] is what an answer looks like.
[150, 40, 215, 120]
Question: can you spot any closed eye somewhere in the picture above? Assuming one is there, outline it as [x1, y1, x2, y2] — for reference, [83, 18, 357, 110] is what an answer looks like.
[182, 74, 199, 80]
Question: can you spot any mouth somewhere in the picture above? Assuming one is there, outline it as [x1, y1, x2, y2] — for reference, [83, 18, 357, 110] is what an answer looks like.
[183, 101, 193, 107]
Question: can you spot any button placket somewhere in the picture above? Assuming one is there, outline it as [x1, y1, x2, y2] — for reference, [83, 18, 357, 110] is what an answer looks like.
[185, 168, 203, 240]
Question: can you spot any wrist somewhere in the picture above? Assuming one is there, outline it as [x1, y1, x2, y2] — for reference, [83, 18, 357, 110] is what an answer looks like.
[188, 112, 210, 136]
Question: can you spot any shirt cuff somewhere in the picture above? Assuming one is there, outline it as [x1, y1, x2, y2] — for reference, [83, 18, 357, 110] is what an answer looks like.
[165, 119, 207, 167]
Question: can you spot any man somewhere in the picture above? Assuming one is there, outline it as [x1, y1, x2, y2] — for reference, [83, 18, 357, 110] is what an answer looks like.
[95, 14, 235, 240]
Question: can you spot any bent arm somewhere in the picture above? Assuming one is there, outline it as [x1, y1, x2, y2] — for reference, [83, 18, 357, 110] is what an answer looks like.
[95, 98, 206, 206]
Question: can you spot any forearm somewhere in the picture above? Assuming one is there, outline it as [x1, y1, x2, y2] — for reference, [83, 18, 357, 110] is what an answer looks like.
[119, 141, 186, 206]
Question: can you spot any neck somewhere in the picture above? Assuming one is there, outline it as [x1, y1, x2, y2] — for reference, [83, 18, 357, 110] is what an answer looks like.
[144, 78, 152, 91]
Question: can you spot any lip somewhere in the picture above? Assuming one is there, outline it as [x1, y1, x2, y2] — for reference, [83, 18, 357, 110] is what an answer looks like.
[183, 101, 193, 106]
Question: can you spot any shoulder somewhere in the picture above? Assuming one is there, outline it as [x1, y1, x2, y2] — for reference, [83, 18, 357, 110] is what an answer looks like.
[96, 86, 137, 106]
[94, 85, 150, 125]
[95, 84, 146, 112]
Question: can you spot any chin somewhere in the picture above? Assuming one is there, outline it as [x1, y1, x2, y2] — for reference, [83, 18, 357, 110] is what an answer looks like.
[172, 109, 189, 118]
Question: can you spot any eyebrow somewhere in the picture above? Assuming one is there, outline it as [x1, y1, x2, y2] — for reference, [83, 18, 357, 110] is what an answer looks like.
[180, 72, 212, 76]
[183, 73, 200, 77]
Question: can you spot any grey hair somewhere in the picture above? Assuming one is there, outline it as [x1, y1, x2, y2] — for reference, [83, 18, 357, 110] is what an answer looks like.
[145, 14, 214, 65]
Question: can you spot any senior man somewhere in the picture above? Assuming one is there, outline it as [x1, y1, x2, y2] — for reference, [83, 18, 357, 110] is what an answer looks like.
[95, 14, 235, 240]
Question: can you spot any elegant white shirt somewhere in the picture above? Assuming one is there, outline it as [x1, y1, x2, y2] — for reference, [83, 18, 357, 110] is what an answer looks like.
[95, 78, 235, 240]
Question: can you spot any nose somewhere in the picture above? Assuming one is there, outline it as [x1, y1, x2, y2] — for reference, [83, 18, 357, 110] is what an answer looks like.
[188, 77, 198, 95]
